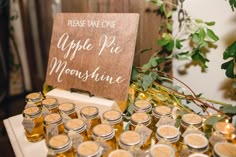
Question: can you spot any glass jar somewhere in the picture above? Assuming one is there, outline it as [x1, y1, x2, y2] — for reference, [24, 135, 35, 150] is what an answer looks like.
[180, 113, 203, 133]
[152, 106, 172, 127]
[22, 106, 44, 142]
[80, 106, 101, 139]
[102, 110, 123, 140]
[25, 92, 44, 107]
[119, 130, 142, 150]
[213, 121, 235, 140]
[64, 118, 88, 142]
[133, 100, 152, 113]
[188, 153, 210, 157]
[44, 113, 64, 144]
[48, 134, 75, 157]
[92, 124, 116, 157]
[182, 133, 209, 155]
[108, 149, 133, 157]
[149, 143, 176, 157]
[58, 102, 78, 119]
[213, 142, 236, 157]
[42, 98, 58, 114]
[77, 141, 102, 157]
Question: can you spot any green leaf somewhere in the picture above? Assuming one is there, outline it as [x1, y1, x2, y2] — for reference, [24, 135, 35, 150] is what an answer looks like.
[223, 41, 236, 59]
[205, 21, 215, 26]
[142, 74, 154, 91]
[166, 22, 172, 32]
[150, 57, 158, 67]
[176, 51, 192, 60]
[204, 115, 226, 126]
[166, 11, 173, 18]
[175, 39, 183, 49]
[157, 39, 169, 46]
[206, 28, 219, 41]
[131, 66, 139, 81]
[221, 59, 236, 78]
[166, 40, 174, 51]
[220, 105, 236, 114]
[195, 19, 203, 23]
[199, 28, 206, 40]
[159, 4, 166, 15]
[229, 0, 236, 11]
[149, 71, 158, 80]
[191, 49, 209, 68]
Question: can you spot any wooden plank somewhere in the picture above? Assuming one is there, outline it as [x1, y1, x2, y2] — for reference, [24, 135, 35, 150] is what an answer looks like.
[61, 0, 88, 13]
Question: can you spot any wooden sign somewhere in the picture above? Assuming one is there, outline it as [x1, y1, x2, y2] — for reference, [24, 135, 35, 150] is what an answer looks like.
[45, 13, 139, 100]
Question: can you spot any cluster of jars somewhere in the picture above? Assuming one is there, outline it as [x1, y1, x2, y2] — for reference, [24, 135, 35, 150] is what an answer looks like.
[22, 92, 236, 157]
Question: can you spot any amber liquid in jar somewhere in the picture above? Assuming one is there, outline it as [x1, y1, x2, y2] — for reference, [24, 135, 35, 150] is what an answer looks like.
[149, 143, 176, 157]
[129, 112, 154, 150]
[108, 149, 133, 157]
[213, 121, 235, 141]
[92, 124, 116, 157]
[25, 92, 44, 107]
[42, 98, 58, 114]
[44, 113, 64, 144]
[152, 106, 172, 128]
[133, 100, 152, 113]
[180, 113, 203, 133]
[213, 142, 236, 157]
[58, 103, 78, 119]
[102, 110, 123, 141]
[77, 141, 102, 157]
[64, 118, 88, 142]
[80, 106, 101, 140]
[22, 106, 44, 142]
[48, 134, 75, 157]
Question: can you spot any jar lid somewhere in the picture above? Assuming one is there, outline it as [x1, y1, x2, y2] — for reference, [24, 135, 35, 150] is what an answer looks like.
[65, 118, 86, 133]
[181, 113, 202, 128]
[184, 133, 208, 150]
[77, 141, 101, 157]
[150, 143, 175, 157]
[108, 149, 133, 157]
[92, 124, 114, 141]
[130, 112, 151, 126]
[23, 106, 41, 118]
[103, 110, 122, 124]
[119, 131, 141, 147]
[134, 100, 152, 112]
[25, 92, 43, 102]
[58, 103, 75, 114]
[80, 106, 99, 119]
[188, 153, 210, 157]
[153, 106, 172, 117]
[214, 142, 236, 157]
[156, 125, 179, 143]
[48, 134, 72, 154]
[44, 113, 62, 125]
[42, 98, 58, 109]
[213, 122, 235, 135]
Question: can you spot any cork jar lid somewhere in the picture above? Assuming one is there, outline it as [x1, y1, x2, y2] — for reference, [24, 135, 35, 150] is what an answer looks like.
[44, 113, 62, 124]
[184, 133, 208, 149]
[92, 124, 114, 140]
[58, 103, 75, 112]
[65, 118, 86, 133]
[26, 92, 42, 101]
[48, 134, 72, 153]
[23, 106, 41, 118]
[42, 98, 58, 108]
[154, 106, 172, 115]
[108, 149, 133, 157]
[182, 113, 202, 125]
[77, 141, 101, 157]
[150, 144, 175, 157]
[213, 122, 235, 134]
[188, 153, 210, 157]
[119, 131, 141, 145]
[214, 142, 236, 157]
[80, 106, 99, 119]
[103, 110, 122, 121]
[134, 100, 152, 112]
[130, 112, 151, 126]
[157, 125, 179, 139]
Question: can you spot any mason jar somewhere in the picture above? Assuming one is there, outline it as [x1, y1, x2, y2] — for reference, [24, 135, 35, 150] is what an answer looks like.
[213, 121, 235, 140]
[80, 106, 101, 139]
[188, 153, 210, 157]
[42, 98, 58, 114]
[22, 106, 44, 142]
[180, 113, 203, 133]
[48, 134, 75, 157]
[64, 118, 88, 142]
[58, 102, 78, 119]
[44, 113, 64, 144]
[133, 100, 152, 113]
[152, 106, 172, 127]
[108, 149, 133, 157]
[149, 143, 176, 157]
[25, 92, 44, 107]
[102, 110, 123, 140]
[77, 141, 102, 157]
[213, 142, 236, 157]
[118, 130, 142, 150]
[92, 124, 116, 157]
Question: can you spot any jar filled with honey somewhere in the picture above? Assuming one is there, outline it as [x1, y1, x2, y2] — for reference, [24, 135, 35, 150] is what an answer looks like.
[92, 124, 116, 157]
[58, 102, 78, 119]
[102, 110, 123, 140]
[118, 130, 142, 150]
[77, 141, 102, 157]
[44, 113, 64, 143]
[133, 100, 152, 113]
[213, 121, 235, 140]
[180, 113, 203, 133]
[22, 106, 44, 142]
[149, 143, 176, 157]
[48, 134, 75, 157]
[80, 106, 101, 139]
[152, 106, 172, 126]
[42, 98, 58, 114]
[213, 142, 236, 157]
[188, 153, 210, 157]
[181, 133, 210, 156]
[108, 149, 133, 157]
[25, 92, 44, 107]
[64, 118, 88, 142]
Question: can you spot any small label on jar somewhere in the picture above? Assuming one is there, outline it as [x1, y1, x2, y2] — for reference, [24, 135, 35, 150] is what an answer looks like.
[135, 124, 152, 144]
[97, 139, 111, 155]
[68, 130, 84, 149]
[156, 116, 175, 127]
[182, 125, 205, 138]
[25, 102, 37, 108]
[47, 124, 58, 139]
[22, 117, 35, 133]
[60, 111, 72, 123]
[209, 132, 227, 146]
[130, 148, 147, 157]
[42, 107, 51, 117]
